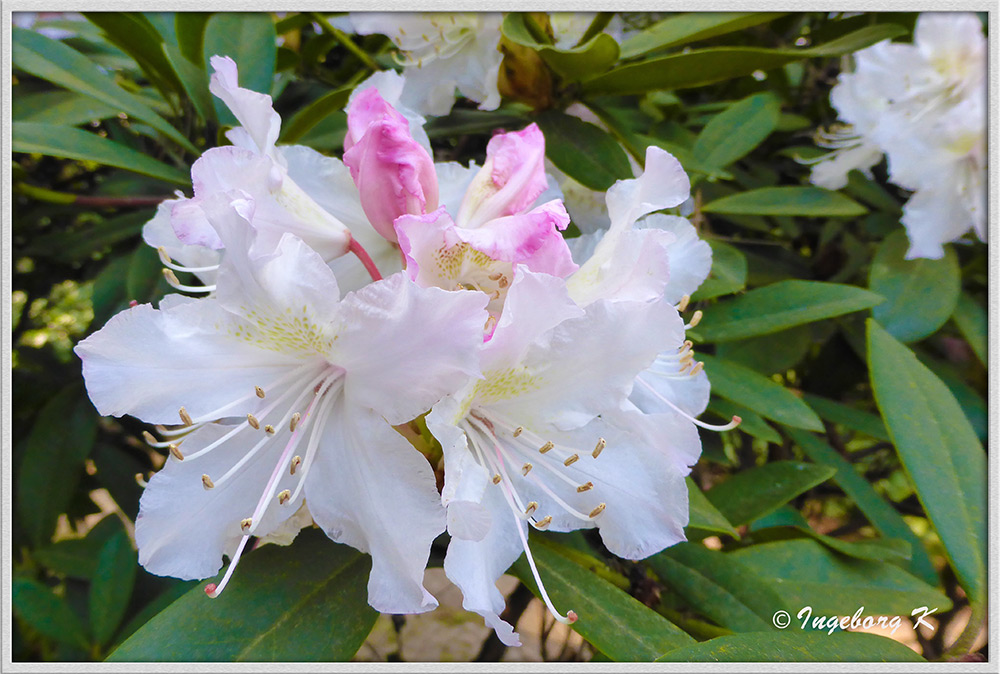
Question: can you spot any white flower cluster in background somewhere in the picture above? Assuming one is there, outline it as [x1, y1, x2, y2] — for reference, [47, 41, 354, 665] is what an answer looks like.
[810, 12, 986, 259]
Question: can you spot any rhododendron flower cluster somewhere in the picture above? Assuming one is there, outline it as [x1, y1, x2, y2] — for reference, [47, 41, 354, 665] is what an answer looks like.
[76, 57, 727, 645]
[809, 12, 986, 259]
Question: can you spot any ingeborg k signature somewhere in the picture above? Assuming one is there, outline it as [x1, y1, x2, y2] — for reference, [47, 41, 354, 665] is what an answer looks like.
[771, 606, 938, 635]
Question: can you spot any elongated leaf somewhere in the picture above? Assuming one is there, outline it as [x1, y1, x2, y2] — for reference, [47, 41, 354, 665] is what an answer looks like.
[535, 109, 632, 190]
[649, 542, 789, 633]
[280, 85, 353, 144]
[686, 477, 739, 538]
[12, 27, 197, 153]
[33, 516, 124, 581]
[715, 324, 813, 375]
[17, 383, 98, 546]
[747, 524, 911, 564]
[425, 109, 528, 139]
[13, 122, 189, 185]
[703, 187, 867, 217]
[799, 395, 889, 441]
[867, 320, 986, 604]
[696, 280, 883, 343]
[501, 13, 619, 81]
[705, 399, 780, 444]
[202, 13, 277, 126]
[176, 13, 213, 67]
[25, 209, 154, 263]
[620, 12, 787, 58]
[583, 24, 907, 94]
[90, 530, 137, 646]
[84, 12, 184, 97]
[729, 538, 950, 617]
[693, 93, 780, 169]
[953, 292, 987, 367]
[869, 230, 961, 343]
[13, 578, 91, 650]
[510, 536, 693, 660]
[162, 44, 215, 122]
[697, 354, 823, 431]
[691, 239, 747, 301]
[108, 529, 378, 661]
[705, 461, 834, 527]
[658, 631, 924, 662]
[12, 90, 118, 125]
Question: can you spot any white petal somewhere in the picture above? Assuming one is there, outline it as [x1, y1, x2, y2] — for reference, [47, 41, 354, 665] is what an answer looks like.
[305, 404, 446, 614]
[632, 361, 711, 420]
[209, 55, 280, 157]
[605, 146, 690, 234]
[642, 214, 713, 304]
[566, 228, 674, 307]
[142, 198, 221, 285]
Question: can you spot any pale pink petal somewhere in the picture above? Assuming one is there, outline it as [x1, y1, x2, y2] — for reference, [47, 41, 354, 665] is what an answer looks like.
[209, 55, 281, 157]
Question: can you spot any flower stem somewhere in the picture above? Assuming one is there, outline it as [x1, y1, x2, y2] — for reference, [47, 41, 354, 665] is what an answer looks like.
[15, 182, 170, 208]
[348, 237, 383, 282]
[310, 13, 379, 72]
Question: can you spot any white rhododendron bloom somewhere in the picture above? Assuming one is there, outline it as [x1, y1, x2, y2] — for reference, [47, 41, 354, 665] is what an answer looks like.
[810, 12, 986, 259]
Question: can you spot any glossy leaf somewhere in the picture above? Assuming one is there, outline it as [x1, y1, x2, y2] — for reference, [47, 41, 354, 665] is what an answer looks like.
[12, 578, 91, 650]
[715, 324, 813, 375]
[108, 529, 378, 661]
[501, 13, 620, 81]
[535, 109, 633, 190]
[13, 122, 189, 186]
[280, 85, 353, 144]
[33, 516, 124, 581]
[869, 230, 961, 343]
[510, 536, 693, 660]
[89, 530, 137, 646]
[202, 13, 277, 126]
[12, 91, 118, 125]
[747, 524, 911, 564]
[705, 461, 835, 527]
[697, 354, 823, 431]
[83, 13, 184, 98]
[867, 320, 986, 604]
[162, 44, 215, 122]
[686, 477, 739, 538]
[703, 187, 867, 217]
[953, 292, 987, 367]
[176, 12, 213, 67]
[693, 93, 781, 169]
[691, 239, 747, 301]
[696, 280, 884, 342]
[799, 395, 889, 442]
[658, 631, 924, 662]
[620, 12, 787, 58]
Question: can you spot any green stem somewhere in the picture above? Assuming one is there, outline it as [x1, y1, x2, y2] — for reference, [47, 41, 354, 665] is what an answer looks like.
[940, 600, 985, 660]
[310, 13, 379, 71]
[574, 12, 614, 48]
[15, 182, 169, 208]
[523, 13, 554, 45]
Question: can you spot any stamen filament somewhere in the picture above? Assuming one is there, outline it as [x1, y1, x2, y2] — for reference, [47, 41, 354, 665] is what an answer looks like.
[157, 247, 220, 274]
[163, 268, 216, 294]
[635, 377, 742, 431]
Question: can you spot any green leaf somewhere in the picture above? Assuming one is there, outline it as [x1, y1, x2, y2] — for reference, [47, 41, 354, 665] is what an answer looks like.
[703, 187, 867, 217]
[799, 395, 889, 442]
[657, 630, 924, 662]
[162, 44, 215, 122]
[619, 12, 787, 58]
[202, 13, 277, 126]
[126, 242, 171, 303]
[83, 12, 184, 98]
[705, 399, 780, 444]
[696, 280, 884, 343]
[715, 324, 813, 376]
[175, 13, 213, 67]
[953, 292, 987, 367]
[649, 542, 789, 633]
[13, 578, 91, 650]
[501, 14, 620, 81]
[12, 27, 197, 153]
[582, 24, 907, 94]
[867, 320, 986, 604]
[17, 383, 98, 546]
[869, 230, 961, 343]
[748, 524, 911, 564]
[510, 536, 693, 660]
[534, 109, 632, 190]
[425, 109, 529, 139]
[705, 461, 835, 527]
[33, 516, 124, 581]
[12, 90, 118, 125]
[108, 529, 378, 661]
[693, 93, 781, 169]
[280, 85, 354, 144]
[691, 239, 747, 301]
[25, 209, 154, 263]
[728, 538, 951, 617]
[90, 530, 137, 646]
[686, 477, 739, 538]
[698, 354, 823, 431]
[13, 122, 189, 185]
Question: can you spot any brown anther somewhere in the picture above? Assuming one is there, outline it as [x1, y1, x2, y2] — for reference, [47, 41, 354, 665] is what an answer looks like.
[247, 413, 260, 430]
[179, 406, 193, 426]
[489, 289, 501, 300]
[264, 424, 276, 436]
[564, 454, 580, 467]
[497, 276, 509, 289]
[135, 473, 147, 487]
[577, 481, 594, 493]
[536, 515, 552, 529]
[539, 441, 554, 454]
[488, 272, 504, 281]
[278, 489, 291, 505]
[290, 455, 302, 475]
[588, 503, 607, 518]
[689, 361, 705, 376]
[522, 462, 533, 476]
[156, 246, 172, 265]
[525, 501, 538, 515]
[677, 294, 691, 312]
[142, 430, 158, 445]
[513, 426, 523, 437]
[202, 474, 215, 490]
[169, 444, 184, 461]
[688, 310, 703, 328]
[163, 268, 181, 286]
[289, 412, 301, 432]
[240, 517, 253, 531]
[492, 473, 502, 485]
[255, 386, 266, 399]
[592, 438, 606, 458]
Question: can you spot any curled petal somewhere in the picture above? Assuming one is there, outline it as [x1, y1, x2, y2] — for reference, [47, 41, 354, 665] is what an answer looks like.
[209, 56, 281, 157]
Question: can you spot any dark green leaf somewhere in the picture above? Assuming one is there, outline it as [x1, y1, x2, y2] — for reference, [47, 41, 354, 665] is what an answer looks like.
[13, 578, 91, 650]
[176, 13, 213, 67]
[91, 255, 133, 328]
[126, 242, 171, 303]
[869, 230, 961, 343]
[953, 292, 987, 367]
[658, 630, 924, 662]
[425, 109, 528, 139]
[108, 529, 378, 661]
[33, 516, 124, 581]
[693, 93, 781, 169]
[13, 122, 189, 185]
[799, 395, 889, 441]
[715, 324, 813, 375]
[84, 13, 184, 98]
[202, 13, 277, 126]
[691, 239, 747, 301]
[698, 354, 823, 431]
[280, 85, 354, 144]
[705, 461, 835, 527]
[703, 187, 867, 217]
[163, 44, 215, 122]
[747, 524, 911, 564]
[535, 109, 632, 191]
[25, 209, 154, 263]
[705, 399, 780, 444]
[686, 477, 739, 538]
[90, 530, 138, 646]
[867, 320, 986, 604]
[696, 280, 884, 342]
[510, 536, 693, 660]
[501, 14, 620, 81]
[12, 90, 118, 125]
[620, 12, 787, 58]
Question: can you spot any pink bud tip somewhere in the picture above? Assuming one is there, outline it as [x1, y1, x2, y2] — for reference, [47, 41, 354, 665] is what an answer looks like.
[567, 610, 578, 624]
[732, 416, 742, 425]
[204, 583, 218, 596]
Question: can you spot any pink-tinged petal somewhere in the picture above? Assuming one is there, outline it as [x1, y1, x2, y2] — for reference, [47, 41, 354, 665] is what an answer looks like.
[170, 199, 225, 250]
[462, 200, 575, 276]
[209, 56, 281, 157]
[456, 123, 548, 228]
[350, 70, 432, 154]
[643, 214, 713, 305]
[143, 198, 222, 285]
[305, 404, 446, 614]
[605, 146, 690, 232]
[334, 272, 488, 424]
[343, 89, 439, 242]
